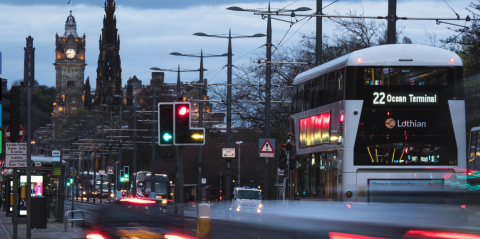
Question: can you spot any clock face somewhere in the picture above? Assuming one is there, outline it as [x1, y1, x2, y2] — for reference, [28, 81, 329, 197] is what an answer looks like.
[66, 49, 76, 58]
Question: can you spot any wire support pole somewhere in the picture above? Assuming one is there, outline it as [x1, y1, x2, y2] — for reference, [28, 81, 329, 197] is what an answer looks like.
[264, 2, 272, 201]
[151, 75, 156, 198]
[316, 0, 323, 66]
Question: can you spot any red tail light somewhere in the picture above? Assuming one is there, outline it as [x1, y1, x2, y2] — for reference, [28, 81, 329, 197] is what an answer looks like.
[86, 234, 107, 239]
[165, 235, 196, 239]
[119, 198, 155, 204]
[404, 230, 480, 239]
[329, 232, 386, 239]
[340, 114, 344, 122]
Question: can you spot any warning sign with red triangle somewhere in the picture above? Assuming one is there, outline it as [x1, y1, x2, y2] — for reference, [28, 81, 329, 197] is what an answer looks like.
[107, 166, 114, 175]
[259, 138, 275, 158]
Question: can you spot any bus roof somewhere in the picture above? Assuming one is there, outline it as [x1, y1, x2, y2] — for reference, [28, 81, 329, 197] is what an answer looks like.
[471, 126, 480, 132]
[294, 44, 463, 85]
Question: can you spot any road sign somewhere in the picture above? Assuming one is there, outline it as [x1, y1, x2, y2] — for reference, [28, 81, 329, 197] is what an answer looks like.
[99, 170, 105, 176]
[6, 143, 27, 155]
[222, 148, 235, 158]
[5, 142, 27, 168]
[133, 172, 137, 177]
[52, 150, 60, 158]
[259, 138, 275, 158]
[34, 162, 41, 167]
[5, 125, 24, 142]
[6, 155, 26, 168]
[107, 166, 114, 175]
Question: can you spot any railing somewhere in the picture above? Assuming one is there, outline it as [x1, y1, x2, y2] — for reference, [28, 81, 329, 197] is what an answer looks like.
[64, 210, 85, 232]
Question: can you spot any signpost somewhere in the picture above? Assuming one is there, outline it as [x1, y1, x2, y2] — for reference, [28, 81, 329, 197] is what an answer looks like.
[5, 125, 24, 143]
[259, 138, 275, 158]
[106, 166, 114, 175]
[202, 178, 206, 184]
[99, 170, 105, 176]
[5, 143, 27, 168]
[222, 148, 235, 158]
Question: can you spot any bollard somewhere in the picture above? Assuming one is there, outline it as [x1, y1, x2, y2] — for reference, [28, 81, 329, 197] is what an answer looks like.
[196, 203, 211, 239]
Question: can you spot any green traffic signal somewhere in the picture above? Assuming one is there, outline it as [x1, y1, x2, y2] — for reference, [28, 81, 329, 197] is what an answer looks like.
[120, 177, 125, 182]
[163, 133, 172, 141]
[124, 174, 129, 178]
[66, 182, 70, 186]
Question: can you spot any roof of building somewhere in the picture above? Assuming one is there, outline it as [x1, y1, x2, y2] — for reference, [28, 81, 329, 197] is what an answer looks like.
[64, 10, 78, 38]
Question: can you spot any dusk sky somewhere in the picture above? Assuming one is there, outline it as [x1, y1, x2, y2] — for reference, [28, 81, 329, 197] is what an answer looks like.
[0, 0, 474, 89]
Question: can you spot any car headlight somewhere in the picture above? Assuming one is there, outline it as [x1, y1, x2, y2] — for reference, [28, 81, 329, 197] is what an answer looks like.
[162, 199, 167, 204]
[258, 204, 263, 208]
[83, 192, 86, 195]
[110, 193, 114, 198]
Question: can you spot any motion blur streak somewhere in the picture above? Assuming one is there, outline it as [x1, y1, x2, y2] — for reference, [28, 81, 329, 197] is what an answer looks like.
[119, 198, 156, 204]
[404, 230, 480, 239]
[329, 232, 386, 239]
[85, 234, 107, 239]
[164, 235, 196, 239]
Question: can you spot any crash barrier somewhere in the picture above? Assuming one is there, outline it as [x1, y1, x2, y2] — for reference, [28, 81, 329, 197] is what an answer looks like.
[196, 203, 211, 239]
[64, 210, 86, 232]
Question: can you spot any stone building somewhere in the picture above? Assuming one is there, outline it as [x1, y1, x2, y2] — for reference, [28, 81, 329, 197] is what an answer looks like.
[52, 11, 86, 115]
[94, 0, 122, 106]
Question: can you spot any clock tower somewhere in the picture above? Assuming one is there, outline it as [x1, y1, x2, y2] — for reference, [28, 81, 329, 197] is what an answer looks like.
[53, 11, 86, 114]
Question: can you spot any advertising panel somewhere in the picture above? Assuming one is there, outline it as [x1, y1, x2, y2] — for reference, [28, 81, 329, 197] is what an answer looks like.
[299, 111, 330, 147]
[368, 179, 444, 203]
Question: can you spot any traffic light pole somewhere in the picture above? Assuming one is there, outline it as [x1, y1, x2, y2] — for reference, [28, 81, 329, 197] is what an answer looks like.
[225, 30, 232, 220]
[178, 146, 184, 229]
[93, 126, 96, 204]
[133, 95, 138, 198]
[100, 117, 104, 204]
[108, 108, 113, 197]
[197, 51, 204, 204]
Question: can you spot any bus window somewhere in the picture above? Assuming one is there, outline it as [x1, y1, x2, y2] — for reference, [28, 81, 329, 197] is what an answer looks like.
[293, 85, 297, 113]
[297, 84, 304, 112]
[317, 76, 326, 106]
[470, 132, 477, 157]
[304, 81, 311, 111]
[337, 68, 344, 101]
[311, 80, 318, 109]
[327, 72, 336, 103]
[477, 137, 480, 157]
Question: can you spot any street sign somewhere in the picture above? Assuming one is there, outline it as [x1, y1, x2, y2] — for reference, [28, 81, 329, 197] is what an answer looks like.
[5, 125, 24, 142]
[52, 150, 60, 158]
[222, 148, 235, 158]
[133, 172, 137, 177]
[6, 155, 26, 168]
[107, 166, 114, 175]
[5, 142, 27, 168]
[278, 168, 284, 175]
[6, 143, 26, 155]
[202, 178, 206, 184]
[259, 138, 275, 158]
[99, 170, 105, 176]
[34, 162, 41, 167]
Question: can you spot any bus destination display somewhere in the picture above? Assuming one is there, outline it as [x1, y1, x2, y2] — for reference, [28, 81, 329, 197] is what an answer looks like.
[373, 92, 438, 105]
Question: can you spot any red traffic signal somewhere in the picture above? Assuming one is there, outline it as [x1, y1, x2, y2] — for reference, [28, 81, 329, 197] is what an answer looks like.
[178, 106, 189, 116]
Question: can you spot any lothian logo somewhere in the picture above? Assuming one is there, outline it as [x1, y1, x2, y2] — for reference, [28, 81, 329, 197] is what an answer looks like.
[385, 118, 426, 129]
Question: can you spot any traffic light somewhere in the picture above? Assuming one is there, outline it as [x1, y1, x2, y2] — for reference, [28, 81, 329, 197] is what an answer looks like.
[173, 102, 204, 145]
[124, 166, 129, 179]
[2, 86, 21, 142]
[158, 103, 174, 146]
[279, 144, 287, 170]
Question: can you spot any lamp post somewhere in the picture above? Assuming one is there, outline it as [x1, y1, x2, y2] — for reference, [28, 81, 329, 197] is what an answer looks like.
[170, 50, 227, 203]
[193, 31, 265, 213]
[227, 4, 310, 200]
[113, 95, 129, 195]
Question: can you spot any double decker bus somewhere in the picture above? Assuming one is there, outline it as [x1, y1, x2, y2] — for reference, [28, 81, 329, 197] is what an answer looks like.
[289, 44, 466, 203]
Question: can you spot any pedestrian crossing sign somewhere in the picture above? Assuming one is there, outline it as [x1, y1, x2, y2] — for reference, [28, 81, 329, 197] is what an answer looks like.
[107, 166, 114, 175]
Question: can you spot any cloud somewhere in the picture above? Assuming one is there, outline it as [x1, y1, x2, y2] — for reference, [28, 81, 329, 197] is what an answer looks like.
[0, 0, 473, 89]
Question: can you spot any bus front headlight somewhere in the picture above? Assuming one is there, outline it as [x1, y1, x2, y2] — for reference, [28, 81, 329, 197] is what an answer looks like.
[162, 199, 167, 204]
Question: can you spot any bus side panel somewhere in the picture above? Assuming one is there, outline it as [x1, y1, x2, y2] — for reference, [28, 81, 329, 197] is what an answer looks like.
[448, 100, 467, 171]
[343, 100, 364, 201]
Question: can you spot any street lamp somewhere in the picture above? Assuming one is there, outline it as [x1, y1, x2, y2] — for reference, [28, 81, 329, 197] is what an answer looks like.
[236, 141, 243, 186]
[194, 30, 264, 207]
[170, 50, 228, 203]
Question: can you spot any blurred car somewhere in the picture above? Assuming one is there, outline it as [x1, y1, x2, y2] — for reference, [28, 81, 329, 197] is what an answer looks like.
[85, 198, 194, 239]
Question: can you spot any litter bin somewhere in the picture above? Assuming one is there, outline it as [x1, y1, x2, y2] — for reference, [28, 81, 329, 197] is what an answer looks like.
[31, 196, 46, 229]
